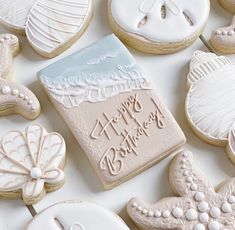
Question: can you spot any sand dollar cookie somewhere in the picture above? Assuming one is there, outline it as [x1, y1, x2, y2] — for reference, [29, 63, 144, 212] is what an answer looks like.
[128, 151, 235, 230]
[219, 0, 235, 13]
[185, 51, 235, 147]
[211, 16, 235, 54]
[0, 124, 66, 205]
[27, 201, 129, 230]
[108, 0, 210, 54]
[0, 33, 40, 120]
[0, 0, 93, 58]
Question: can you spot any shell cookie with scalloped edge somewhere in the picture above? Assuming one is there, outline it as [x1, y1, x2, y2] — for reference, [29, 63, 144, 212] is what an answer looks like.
[27, 201, 130, 230]
[108, 0, 210, 54]
[0, 0, 93, 58]
[128, 151, 235, 230]
[219, 0, 235, 13]
[0, 33, 40, 120]
[0, 124, 66, 205]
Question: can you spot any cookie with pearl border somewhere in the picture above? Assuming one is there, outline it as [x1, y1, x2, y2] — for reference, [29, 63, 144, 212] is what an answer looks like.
[127, 151, 235, 230]
[0, 124, 66, 205]
[211, 16, 235, 54]
[0, 33, 40, 120]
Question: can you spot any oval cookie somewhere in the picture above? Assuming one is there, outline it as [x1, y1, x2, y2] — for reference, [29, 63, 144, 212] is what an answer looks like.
[0, 124, 66, 205]
[108, 0, 210, 54]
[185, 51, 235, 146]
[27, 201, 130, 230]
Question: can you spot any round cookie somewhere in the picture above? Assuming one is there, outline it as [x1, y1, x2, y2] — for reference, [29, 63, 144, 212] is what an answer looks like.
[127, 151, 235, 230]
[211, 16, 235, 54]
[108, 0, 210, 54]
[0, 0, 93, 58]
[0, 124, 66, 205]
[185, 51, 235, 147]
[27, 201, 130, 230]
[219, 0, 235, 13]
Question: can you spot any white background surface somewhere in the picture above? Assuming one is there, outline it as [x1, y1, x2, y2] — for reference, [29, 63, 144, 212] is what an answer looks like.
[0, 0, 235, 229]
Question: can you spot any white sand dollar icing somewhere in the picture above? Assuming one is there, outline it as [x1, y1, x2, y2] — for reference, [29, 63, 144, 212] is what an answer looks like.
[0, 124, 66, 205]
[127, 151, 235, 229]
[27, 201, 130, 230]
[185, 51, 235, 146]
[110, 0, 210, 43]
[0, 0, 92, 57]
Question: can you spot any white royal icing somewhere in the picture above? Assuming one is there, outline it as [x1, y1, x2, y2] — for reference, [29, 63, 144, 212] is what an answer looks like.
[127, 151, 235, 229]
[0, 125, 66, 203]
[0, 0, 92, 56]
[27, 201, 130, 230]
[186, 51, 235, 145]
[110, 0, 210, 43]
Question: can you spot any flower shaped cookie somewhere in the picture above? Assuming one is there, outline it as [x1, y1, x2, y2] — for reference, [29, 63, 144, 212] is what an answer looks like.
[128, 151, 235, 230]
[0, 124, 66, 204]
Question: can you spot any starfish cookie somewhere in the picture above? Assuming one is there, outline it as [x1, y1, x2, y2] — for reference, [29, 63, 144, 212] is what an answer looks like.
[127, 151, 235, 230]
[211, 16, 235, 54]
[0, 33, 40, 119]
[219, 0, 235, 13]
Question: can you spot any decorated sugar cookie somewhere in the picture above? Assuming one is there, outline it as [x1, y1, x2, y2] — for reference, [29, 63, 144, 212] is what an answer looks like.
[27, 201, 129, 230]
[0, 0, 93, 58]
[211, 16, 235, 54]
[108, 0, 210, 54]
[128, 151, 235, 230]
[0, 33, 40, 120]
[0, 124, 66, 205]
[38, 34, 186, 189]
[219, 0, 235, 13]
[185, 51, 235, 148]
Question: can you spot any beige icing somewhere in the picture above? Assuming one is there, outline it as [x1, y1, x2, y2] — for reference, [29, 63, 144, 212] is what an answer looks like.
[127, 151, 235, 230]
[43, 88, 186, 189]
[0, 33, 40, 120]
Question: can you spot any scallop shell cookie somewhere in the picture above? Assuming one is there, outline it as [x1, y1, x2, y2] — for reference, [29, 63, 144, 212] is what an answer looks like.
[128, 151, 235, 230]
[108, 0, 210, 54]
[27, 201, 130, 230]
[0, 33, 40, 120]
[0, 124, 66, 205]
[185, 51, 235, 148]
[211, 16, 235, 54]
[219, 0, 235, 13]
[0, 0, 93, 58]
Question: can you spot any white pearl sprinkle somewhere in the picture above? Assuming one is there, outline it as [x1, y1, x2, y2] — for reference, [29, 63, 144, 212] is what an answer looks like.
[132, 202, 137, 208]
[228, 196, 235, 204]
[1, 85, 11, 95]
[172, 208, 183, 218]
[199, 213, 209, 223]
[195, 192, 205, 202]
[186, 177, 193, 183]
[30, 167, 42, 179]
[31, 105, 36, 111]
[185, 209, 198, 221]
[162, 210, 170, 218]
[208, 221, 220, 230]
[191, 184, 198, 191]
[181, 165, 186, 169]
[221, 202, 232, 213]
[210, 207, 221, 219]
[228, 30, 235, 36]
[12, 89, 19, 96]
[142, 209, 148, 215]
[4, 35, 9, 40]
[183, 152, 189, 157]
[148, 211, 154, 217]
[154, 211, 161, 218]
[222, 31, 228, 35]
[183, 171, 189, 176]
[198, 202, 209, 212]
[194, 223, 205, 230]
[0, 38, 4, 43]
[19, 93, 24, 98]
[216, 30, 222, 35]
[181, 159, 186, 163]
[137, 206, 142, 211]
[24, 96, 29, 101]
[28, 100, 33, 105]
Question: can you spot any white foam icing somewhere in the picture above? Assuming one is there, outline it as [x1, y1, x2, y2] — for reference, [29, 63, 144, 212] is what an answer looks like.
[27, 201, 130, 230]
[110, 0, 210, 43]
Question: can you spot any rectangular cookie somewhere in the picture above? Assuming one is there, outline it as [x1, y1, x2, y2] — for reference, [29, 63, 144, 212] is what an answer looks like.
[38, 34, 186, 189]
